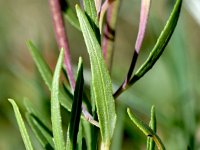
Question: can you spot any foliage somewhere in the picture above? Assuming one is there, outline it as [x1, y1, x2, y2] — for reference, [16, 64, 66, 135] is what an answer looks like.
[6, 0, 192, 149]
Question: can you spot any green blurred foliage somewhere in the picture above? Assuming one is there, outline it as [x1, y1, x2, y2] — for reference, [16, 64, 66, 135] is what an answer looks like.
[0, 0, 200, 149]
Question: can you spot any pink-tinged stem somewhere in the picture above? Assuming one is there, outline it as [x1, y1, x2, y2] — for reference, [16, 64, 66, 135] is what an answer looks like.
[49, 0, 99, 127]
[49, 0, 75, 90]
[114, 0, 151, 98]
[135, 0, 151, 53]
[94, 0, 102, 14]
[102, 0, 120, 71]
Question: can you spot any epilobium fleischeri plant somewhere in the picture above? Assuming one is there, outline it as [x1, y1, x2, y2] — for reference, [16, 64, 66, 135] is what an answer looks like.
[9, 0, 182, 149]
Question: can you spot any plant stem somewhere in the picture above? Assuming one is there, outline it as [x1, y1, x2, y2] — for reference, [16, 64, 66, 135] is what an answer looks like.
[49, 0, 99, 127]
[113, 51, 138, 98]
[102, 0, 120, 71]
[113, 0, 151, 98]
[49, 0, 75, 90]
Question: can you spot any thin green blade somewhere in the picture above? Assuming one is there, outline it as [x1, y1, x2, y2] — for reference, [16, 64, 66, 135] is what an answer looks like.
[26, 113, 54, 150]
[61, 0, 80, 30]
[66, 57, 84, 150]
[76, 5, 116, 148]
[147, 105, 156, 150]
[83, 0, 98, 28]
[27, 41, 72, 111]
[51, 49, 65, 150]
[24, 100, 54, 149]
[131, 0, 182, 84]
[8, 99, 34, 150]
[83, 0, 100, 43]
[127, 108, 165, 150]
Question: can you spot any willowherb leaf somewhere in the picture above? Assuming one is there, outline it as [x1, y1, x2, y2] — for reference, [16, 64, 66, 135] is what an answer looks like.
[61, 0, 80, 31]
[147, 105, 156, 150]
[76, 5, 116, 148]
[27, 41, 72, 111]
[83, 0, 100, 43]
[8, 99, 34, 150]
[51, 48, 65, 150]
[83, 0, 98, 27]
[66, 57, 84, 150]
[24, 99, 51, 129]
[127, 108, 165, 150]
[24, 100, 54, 149]
[26, 113, 54, 150]
[130, 0, 182, 84]
[27, 41, 52, 89]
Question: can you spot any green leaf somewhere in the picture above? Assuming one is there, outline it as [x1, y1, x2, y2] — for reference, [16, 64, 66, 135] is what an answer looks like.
[24, 99, 51, 130]
[82, 119, 92, 150]
[147, 105, 156, 150]
[27, 41, 72, 111]
[83, 0, 98, 27]
[111, 104, 125, 150]
[8, 99, 34, 150]
[76, 123, 83, 150]
[83, 0, 100, 43]
[130, 0, 182, 84]
[24, 100, 54, 149]
[61, 1, 80, 31]
[66, 57, 84, 150]
[51, 48, 65, 150]
[127, 108, 165, 150]
[26, 113, 54, 150]
[76, 5, 116, 148]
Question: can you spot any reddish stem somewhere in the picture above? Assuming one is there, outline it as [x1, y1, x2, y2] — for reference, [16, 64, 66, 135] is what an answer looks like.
[49, 0, 75, 90]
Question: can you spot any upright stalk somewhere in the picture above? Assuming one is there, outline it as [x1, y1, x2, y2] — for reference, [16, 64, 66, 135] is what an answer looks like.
[49, 0, 75, 90]
[102, 0, 120, 71]
[49, 0, 99, 127]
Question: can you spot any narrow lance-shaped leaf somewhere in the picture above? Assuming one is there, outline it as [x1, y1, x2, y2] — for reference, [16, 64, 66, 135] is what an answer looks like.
[83, 0, 98, 27]
[24, 99, 51, 129]
[82, 119, 92, 150]
[147, 105, 156, 150]
[60, 0, 80, 31]
[24, 100, 54, 149]
[26, 113, 54, 150]
[83, 0, 100, 43]
[27, 41, 72, 111]
[51, 48, 65, 150]
[66, 57, 84, 150]
[76, 5, 116, 149]
[130, 0, 182, 84]
[127, 108, 165, 150]
[27, 42, 97, 127]
[8, 99, 34, 150]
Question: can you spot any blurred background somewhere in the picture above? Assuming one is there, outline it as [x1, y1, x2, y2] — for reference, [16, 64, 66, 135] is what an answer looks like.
[0, 0, 200, 149]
